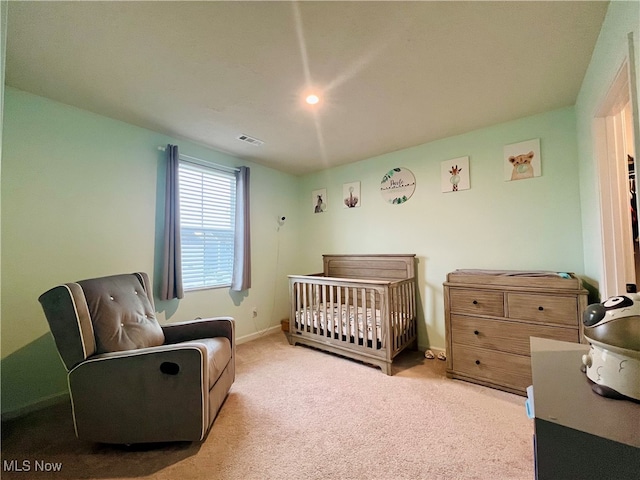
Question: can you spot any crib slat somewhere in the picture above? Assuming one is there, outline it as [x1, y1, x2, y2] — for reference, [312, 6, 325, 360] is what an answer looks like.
[410, 280, 416, 337]
[308, 283, 314, 333]
[314, 283, 321, 334]
[390, 285, 397, 351]
[402, 283, 408, 345]
[349, 286, 352, 341]
[356, 286, 360, 342]
[337, 285, 342, 340]
[396, 285, 401, 351]
[369, 289, 376, 349]
[351, 286, 356, 343]
[346, 288, 358, 343]
[318, 285, 327, 335]
[342, 286, 348, 341]
[381, 285, 390, 356]
[398, 285, 402, 350]
[403, 280, 415, 343]
[399, 283, 406, 347]
[363, 287, 369, 348]
[303, 282, 308, 332]
[294, 282, 300, 330]
[301, 282, 306, 332]
[302, 281, 307, 332]
[397, 283, 402, 344]
[345, 285, 350, 341]
[301, 282, 307, 332]
[405, 283, 410, 342]
[328, 284, 334, 338]
[360, 288, 367, 348]
[405, 281, 413, 339]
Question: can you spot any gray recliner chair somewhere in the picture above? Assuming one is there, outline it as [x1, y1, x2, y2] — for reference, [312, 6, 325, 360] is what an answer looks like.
[38, 272, 235, 444]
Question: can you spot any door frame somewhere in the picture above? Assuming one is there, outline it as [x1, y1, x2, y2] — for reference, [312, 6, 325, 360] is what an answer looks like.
[593, 55, 639, 299]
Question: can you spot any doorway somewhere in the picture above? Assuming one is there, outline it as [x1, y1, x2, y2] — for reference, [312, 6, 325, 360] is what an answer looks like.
[594, 59, 639, 299]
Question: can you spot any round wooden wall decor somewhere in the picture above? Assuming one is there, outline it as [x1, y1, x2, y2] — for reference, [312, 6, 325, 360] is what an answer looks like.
[380, 168, 416, 204]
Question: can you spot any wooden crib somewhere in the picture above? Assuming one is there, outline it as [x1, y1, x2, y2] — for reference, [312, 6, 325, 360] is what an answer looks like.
[288, 254, 417, 375]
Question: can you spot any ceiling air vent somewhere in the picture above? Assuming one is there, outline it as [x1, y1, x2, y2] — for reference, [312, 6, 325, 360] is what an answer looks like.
[236, 134, 264, 146]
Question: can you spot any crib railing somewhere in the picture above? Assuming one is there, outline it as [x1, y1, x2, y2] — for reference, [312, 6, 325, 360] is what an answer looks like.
[289, 275, 416, 357]
[389, 278, 417, 355]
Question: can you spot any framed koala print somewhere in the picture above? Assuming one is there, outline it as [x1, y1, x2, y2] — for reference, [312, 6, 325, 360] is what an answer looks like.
[504, 139, 541, 181]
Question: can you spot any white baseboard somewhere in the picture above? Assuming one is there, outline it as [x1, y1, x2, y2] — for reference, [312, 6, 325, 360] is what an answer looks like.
[236, 325, 281, 344]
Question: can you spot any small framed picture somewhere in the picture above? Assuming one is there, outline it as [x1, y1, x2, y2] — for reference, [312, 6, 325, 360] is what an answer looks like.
[504, 139, 541, 181]
[312, 188, 327, 213]
[343, 182, 361, 208]
[441, 156, 470, 192]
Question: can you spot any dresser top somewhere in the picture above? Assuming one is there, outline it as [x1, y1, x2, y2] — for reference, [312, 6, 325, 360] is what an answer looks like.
[445, 269, 585, 291]
[530, 337, 640, 448]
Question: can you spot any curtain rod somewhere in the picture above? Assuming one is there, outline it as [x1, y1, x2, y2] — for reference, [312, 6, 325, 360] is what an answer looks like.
[157, 146, 240, 173]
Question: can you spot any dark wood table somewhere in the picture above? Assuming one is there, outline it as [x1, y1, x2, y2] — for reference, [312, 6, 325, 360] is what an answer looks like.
[530, 337, 640, 480]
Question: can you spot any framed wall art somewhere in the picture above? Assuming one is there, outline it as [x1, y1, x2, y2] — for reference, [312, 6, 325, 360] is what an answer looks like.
[441, 156, 470, 192]
[380, 168, 416, 204]
[504, 139, 541, 181]
[312, 188, 327, 213]
[343, 181, 361, 208]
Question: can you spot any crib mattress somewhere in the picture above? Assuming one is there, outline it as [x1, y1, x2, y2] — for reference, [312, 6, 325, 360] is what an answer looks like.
[295, 304, 381, 341]
[294, 303, 413, 347]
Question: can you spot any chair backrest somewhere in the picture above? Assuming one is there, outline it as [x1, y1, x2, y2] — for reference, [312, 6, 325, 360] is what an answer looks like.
[39, 272, 165, 370]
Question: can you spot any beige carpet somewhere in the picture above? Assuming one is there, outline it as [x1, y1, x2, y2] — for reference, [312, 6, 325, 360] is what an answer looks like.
[1, 332, 534, 479]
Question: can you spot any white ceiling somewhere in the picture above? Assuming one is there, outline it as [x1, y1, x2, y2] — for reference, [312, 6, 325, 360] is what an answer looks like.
[6, 1, 609, 175]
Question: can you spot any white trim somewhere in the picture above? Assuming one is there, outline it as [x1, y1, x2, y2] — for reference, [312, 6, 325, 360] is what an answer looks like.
[179, 154, 239, 174]
[178, 160, 237, 290]
[236, 325, 281, 345]
[593, 59, 638, 298]
[157, 145, 239, 173]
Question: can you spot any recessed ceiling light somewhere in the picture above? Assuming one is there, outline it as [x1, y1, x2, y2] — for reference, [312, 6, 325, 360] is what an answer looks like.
[305, 94, 320, 105]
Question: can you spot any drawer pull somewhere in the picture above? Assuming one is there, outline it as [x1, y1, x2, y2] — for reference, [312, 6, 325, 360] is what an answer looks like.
[474, 330, 480, 335]
[475, 360, 481, 365]
[472, 300, 478, 305]
[538, 306, 544, 311]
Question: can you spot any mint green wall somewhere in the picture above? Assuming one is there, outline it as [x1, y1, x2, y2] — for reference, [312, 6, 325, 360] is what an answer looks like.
[297, 107, 585, 351]
[576, 0, 640, 293]
[1, 87, 300, 415]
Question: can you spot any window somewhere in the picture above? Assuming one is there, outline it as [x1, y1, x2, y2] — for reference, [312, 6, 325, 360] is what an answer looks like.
[178, 161, 236, 290]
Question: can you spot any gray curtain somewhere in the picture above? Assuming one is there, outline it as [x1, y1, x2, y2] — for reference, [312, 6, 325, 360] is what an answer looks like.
[231, 166, 251, 291]
[161, 144, 184, 300]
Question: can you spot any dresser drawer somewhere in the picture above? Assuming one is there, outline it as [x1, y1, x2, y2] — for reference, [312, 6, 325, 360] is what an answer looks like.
[451, 344, 531, 392]
[507, 293, 578, 326]
[450, 315, 580, 356]
[449, 288, 504, 317]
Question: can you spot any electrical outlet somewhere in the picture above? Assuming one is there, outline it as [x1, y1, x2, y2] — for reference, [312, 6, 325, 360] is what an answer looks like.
[252, 307, 258, 318]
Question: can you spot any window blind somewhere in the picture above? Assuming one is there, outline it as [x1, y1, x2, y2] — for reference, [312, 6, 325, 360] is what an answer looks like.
[179, 161, 236, 290]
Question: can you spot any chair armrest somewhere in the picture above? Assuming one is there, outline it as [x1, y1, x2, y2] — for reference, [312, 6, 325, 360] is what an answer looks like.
[69, 344, 210, 443]
[162, 317, 235, 346]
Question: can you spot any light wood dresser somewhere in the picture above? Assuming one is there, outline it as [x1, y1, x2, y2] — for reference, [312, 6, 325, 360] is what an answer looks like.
[443, 270, 588, 396]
